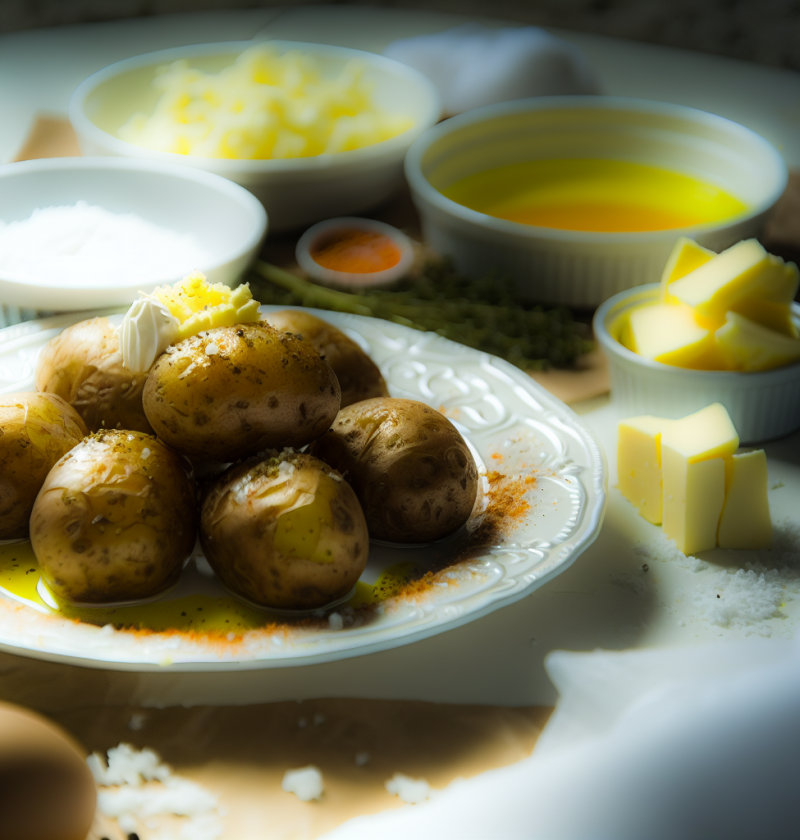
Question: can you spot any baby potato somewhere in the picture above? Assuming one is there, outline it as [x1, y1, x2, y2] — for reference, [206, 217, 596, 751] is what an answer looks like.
[35, 317, 154, 435]
[143, 322, 340, 462]
[265, 310, 388, 408]
[311, 398, 479, 543]
[200, 450, 368, 610]
[30, 431, 196, 605]
[0, 393, 88, 540]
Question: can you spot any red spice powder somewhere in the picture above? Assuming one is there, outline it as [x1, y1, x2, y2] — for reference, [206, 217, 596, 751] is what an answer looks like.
[310, 230, 402, 274]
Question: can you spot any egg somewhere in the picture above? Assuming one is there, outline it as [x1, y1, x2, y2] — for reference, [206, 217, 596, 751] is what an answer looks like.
[0, 701, 96, 840]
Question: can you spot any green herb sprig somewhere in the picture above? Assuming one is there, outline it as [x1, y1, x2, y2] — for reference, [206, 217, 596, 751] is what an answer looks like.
[249, 258, 592, 371]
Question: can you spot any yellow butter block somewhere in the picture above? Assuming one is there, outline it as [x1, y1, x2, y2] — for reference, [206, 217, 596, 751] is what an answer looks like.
[659, 237, 715, 301]
[627, 302, 717, 368]
[660, 403, 738, 554]
[667, 239, 775, 328]
[729, 297, 797, 338]
[661, 403, 739, 463]
[717, 450, 772, 549]
[715, 312, 800, 371]
[662, 452, 725, 554]
[727, 262, 799, 337]
[757, 261, 799, 304]
[617, 416, 673, 524]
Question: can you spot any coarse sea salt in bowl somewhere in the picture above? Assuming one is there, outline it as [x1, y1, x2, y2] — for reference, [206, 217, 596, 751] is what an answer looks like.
[0, 156, 267, 320]
[405, 96, 787, 307]
[69, 39, 441, 233]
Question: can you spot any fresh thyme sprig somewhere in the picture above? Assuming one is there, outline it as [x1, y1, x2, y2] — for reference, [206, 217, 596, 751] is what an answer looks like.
[249, 258, 592, 371]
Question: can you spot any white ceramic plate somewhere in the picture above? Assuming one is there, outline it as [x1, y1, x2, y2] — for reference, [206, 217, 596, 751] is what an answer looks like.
[0, 308, 606, 671]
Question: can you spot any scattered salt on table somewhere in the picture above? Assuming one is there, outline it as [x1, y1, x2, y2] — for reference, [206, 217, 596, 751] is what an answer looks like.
[87, 743, 223, 839]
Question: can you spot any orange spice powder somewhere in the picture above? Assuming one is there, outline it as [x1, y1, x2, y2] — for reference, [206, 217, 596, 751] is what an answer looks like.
[468, 471, 535, 547]
[310, 230, 402, 274]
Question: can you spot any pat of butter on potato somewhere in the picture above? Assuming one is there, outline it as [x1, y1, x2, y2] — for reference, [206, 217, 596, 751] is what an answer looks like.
[617, 403, 772, 554]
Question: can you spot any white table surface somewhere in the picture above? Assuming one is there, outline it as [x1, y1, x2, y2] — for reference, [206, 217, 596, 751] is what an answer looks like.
[1, 5, 798, 708]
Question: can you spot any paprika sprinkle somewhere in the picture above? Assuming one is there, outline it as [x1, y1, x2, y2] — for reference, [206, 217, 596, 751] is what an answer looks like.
[310, 229, 403, 274]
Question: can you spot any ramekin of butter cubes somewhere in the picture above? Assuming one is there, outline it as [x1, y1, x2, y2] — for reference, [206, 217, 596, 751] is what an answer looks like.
[594, 237, 800, 443]
[618, 404, 770, 555]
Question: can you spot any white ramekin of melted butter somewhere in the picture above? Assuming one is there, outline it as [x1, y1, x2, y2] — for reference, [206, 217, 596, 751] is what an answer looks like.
[405, 96, 787, 307]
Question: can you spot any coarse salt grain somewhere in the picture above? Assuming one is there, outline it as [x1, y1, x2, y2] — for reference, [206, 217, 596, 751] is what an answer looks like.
[281, 765, 324, 801]
[385, 772, 431, 804]
[0, 201, 209, 286]
[128, 713, 147, 731]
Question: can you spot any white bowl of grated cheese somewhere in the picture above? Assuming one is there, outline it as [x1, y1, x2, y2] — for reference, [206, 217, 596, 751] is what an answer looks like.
[69, 40, 442, 233]
[0, 156, 267, 320]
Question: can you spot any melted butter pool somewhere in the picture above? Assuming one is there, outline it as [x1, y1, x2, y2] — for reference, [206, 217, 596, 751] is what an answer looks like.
[0, 542, 417, 633]
[441, 159, 748, 232]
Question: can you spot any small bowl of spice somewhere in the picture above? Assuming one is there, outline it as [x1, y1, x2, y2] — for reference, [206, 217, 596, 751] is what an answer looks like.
[295, 217, 415, 289]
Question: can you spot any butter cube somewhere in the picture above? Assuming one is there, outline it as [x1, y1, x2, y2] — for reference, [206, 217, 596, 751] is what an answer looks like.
[728, 262, 800, 337]
[667, 239, 779, 328]
[729, 297, 798, 338]
[617, 416, 672, 524]
[627, 302, 720, 369]
[715, 311, 800, 371]
[659, 237, 715, 301]
[662, 455, 726, 555]
[661, 404, 739, 555]
[717, 450, 772, 549]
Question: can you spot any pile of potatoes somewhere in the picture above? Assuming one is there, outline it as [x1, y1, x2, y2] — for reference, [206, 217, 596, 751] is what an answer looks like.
[0, 309, 478, 612]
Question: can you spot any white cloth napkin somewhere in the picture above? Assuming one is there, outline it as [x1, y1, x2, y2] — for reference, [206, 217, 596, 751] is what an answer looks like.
[382, 25, 600, 117]
[320, 639, 800, 839]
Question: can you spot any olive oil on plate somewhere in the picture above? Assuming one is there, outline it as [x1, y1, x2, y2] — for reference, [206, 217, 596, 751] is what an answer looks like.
[441, 159, 748, 233]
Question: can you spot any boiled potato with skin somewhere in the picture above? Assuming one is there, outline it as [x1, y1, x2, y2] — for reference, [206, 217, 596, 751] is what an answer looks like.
[0, 393, 88, 540]
[265, 310, 389, 408]
[311, 398, 479, 543]
[200, 450, 368, 610]
[35, 316, 154, 434]
[143, 322, 340, 462]
[30, 430, 196, 605]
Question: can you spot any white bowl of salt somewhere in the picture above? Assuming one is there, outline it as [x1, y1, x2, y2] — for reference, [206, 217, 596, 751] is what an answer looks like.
[0, 157, 267, 326]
